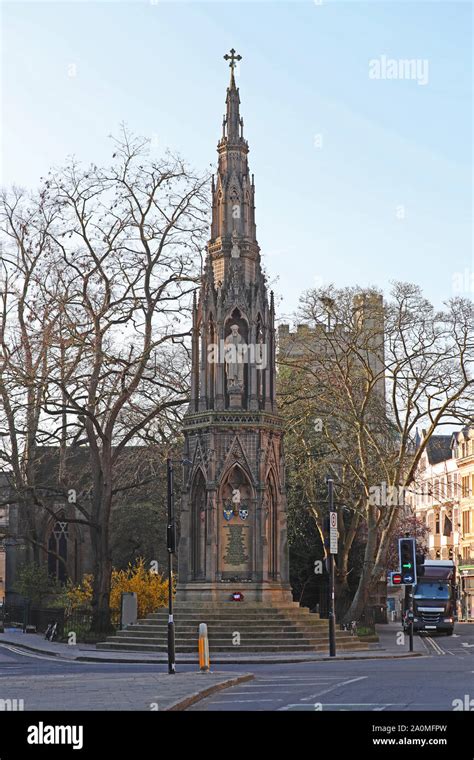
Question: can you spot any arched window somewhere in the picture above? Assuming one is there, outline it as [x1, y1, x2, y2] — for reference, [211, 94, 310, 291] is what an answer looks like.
[48, 519, 68, 583]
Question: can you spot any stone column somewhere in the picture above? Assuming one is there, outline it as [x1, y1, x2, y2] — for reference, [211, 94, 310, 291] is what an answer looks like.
[249, 321, 259, 410]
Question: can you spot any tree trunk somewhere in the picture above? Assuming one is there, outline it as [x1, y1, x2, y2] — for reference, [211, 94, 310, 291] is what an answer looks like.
[90, 521, 113, 633]
[335, 572, 352, 620]
[343, 508, 378, 622]
[91, 552, 113, 633]
[89, 458, 114, 634]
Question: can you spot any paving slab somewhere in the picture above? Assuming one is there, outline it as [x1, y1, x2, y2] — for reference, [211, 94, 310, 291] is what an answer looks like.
[0, 665, 253, 711]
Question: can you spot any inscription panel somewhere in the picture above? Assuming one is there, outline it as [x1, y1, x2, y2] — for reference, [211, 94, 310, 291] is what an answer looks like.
[220, 522, 251, 574]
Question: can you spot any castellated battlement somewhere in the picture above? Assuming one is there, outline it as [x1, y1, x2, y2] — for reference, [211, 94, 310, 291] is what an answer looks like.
[278, 292, 384, 346]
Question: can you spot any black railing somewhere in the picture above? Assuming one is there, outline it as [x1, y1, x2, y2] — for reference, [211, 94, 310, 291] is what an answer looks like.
[63, 607, 120, 639]
[0, 603, 65, 635]
[1, 602, 120, 640]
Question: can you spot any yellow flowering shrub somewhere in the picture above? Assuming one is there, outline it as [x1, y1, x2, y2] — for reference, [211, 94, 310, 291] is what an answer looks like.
[110, 558, 171, 618]
[65, 558, 171, 621]
[64, 574, 94, 612]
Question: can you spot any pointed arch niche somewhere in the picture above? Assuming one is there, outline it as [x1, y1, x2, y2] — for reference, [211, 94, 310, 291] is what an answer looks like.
[265, 470, 278, 579]
[224, 308, 249, 408]
[191, 470, 207, 579]
[219, 464, 253, 579]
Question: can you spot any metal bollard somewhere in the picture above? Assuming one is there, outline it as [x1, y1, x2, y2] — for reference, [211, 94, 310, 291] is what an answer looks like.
[198, 623, 210, 672]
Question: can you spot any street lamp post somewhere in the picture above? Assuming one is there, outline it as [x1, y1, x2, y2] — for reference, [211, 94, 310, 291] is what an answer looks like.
[165, 456, 192, 675]
[166, 457, 176, 675]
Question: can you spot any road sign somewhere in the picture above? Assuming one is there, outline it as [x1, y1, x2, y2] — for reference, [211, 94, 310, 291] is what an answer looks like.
[329, 511, 338, 554]
[390, 572, 402, 585]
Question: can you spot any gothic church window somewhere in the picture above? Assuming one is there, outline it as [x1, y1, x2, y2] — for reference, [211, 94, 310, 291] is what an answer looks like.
[48, 518, 68, 583]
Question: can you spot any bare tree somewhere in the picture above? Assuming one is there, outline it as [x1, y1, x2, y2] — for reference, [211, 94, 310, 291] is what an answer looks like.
[0, 187, 73, 567]
[279, 361, 362, 615]
[280, 283, 473, 621]
[1, 130, 209, 631]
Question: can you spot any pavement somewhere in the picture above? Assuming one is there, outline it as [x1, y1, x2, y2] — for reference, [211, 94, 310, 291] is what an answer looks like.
[0, 638, 253, 711]
[0, 622, 423, 664]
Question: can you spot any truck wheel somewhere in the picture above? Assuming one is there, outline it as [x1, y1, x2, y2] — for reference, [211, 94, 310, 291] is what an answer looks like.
[445, 630, 453, 636]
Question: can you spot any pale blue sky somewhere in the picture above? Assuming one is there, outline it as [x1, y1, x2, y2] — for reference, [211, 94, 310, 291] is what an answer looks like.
[2, 1, 472, 318]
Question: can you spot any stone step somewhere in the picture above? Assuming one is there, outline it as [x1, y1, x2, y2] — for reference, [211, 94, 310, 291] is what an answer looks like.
[110, 631, 336, 642]
[121, 627, 315, 637]
[133, 625, 328, 636]
[138, 620, 329, 633]
[169, 603, 305, 610]
[104, 632, 354, 645]
[97, 603, 365, 654]
[134, 610, 336, 621]
[147, 611, 294, 620]
[118, 623, 353, 636]
[96, 641, 367, 653]
[136, 617, 327, 627]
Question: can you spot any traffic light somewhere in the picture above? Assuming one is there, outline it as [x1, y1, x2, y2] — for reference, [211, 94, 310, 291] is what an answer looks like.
[390, 572, 402, 585]
[416, 552, 425, 578]
[399, 538, 417, 584]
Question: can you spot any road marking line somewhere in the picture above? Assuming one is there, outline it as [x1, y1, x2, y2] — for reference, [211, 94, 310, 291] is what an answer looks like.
[222, 691, 293, 696]
[0, 644, 74, 663]
[281, 702, 402, 711]
[0, 643, 113, 665]
[419, 637, 431, 654]
[209, 698, 282, 703]
[321, 703, 402, 707]
[298, 676, 368, 703]
[425, 637, 445, 655]
[238, 683, 334, 688]
[254, 676, 345, 681]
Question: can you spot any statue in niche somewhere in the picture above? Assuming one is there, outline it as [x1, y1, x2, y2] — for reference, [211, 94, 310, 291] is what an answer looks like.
[231, 487, 241, 506]
[224, 324, 245, 388]
[231, 231, 240, 259]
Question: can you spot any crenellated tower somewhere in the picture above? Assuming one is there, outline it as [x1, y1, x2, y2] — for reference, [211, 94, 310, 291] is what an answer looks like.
[178, 51, 291, 604]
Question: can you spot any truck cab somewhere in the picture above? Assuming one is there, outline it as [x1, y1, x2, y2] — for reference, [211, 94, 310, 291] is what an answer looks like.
[410, 560, 456, 635]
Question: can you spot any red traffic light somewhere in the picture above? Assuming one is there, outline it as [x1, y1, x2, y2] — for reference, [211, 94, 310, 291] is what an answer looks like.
[390, 572, 402, 585]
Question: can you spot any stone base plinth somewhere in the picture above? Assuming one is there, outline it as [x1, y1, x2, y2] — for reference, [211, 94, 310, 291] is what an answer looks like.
[176, 581, 294, 606]
[227, 386, 243, 408]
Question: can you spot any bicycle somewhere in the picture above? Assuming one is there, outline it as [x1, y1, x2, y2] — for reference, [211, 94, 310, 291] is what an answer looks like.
[340, 620, 357, 635]
[44, 621, 58, 641]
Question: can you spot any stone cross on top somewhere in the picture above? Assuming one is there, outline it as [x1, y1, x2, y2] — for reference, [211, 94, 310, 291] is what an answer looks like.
[224, 48, 242, 72]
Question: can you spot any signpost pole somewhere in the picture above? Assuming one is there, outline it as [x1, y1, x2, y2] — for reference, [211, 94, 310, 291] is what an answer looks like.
[328, 478, 337, 658]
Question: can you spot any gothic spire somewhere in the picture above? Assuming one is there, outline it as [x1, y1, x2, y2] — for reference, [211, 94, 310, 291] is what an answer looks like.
[222, 48, 244, 143]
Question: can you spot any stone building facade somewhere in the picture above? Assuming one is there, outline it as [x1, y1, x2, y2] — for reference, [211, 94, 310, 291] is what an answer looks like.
[410, 426, 474, 620]
[453, 426, 474, 619]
